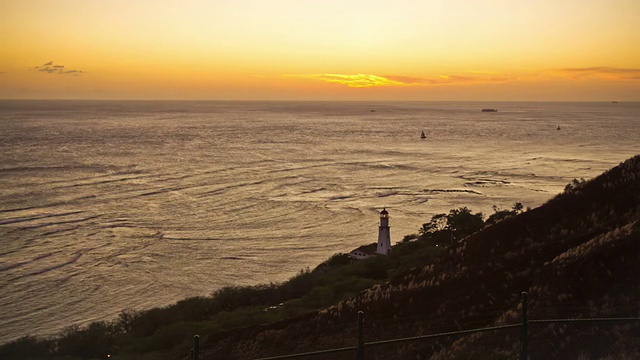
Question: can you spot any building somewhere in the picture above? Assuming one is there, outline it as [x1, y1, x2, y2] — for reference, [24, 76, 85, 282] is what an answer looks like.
[349, 243, 378, 260]
[376, 208, 391, 254]
[349, 208, 392, 259]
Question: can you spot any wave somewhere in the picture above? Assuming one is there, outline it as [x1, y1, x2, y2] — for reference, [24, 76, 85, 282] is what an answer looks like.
[423, 189, 483, 195]
[137, 186, 191, 197]
[329, 194, 354, 201]
[376, 191, 399, 198]
[220, 256, 247, 260]
[0, 211, 85, 226]
[0, 165, 106, 174]
[0, 252, 54, 272]
[39, 226, 80, 237]
[52, 174, 153, 189]
[298, 187, 328, 195]
[0, 195, 98, 214]
[161, 236, 227, 241]
[7, 253, 83, 282]
[10, 215, 101, 231]
[463, 180, 511, 187]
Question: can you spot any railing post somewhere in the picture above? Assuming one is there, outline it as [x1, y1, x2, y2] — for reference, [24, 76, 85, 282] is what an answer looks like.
[356, 311, 365, 360]
[520, 292, 528, 360]
[193, 334, 200, 360]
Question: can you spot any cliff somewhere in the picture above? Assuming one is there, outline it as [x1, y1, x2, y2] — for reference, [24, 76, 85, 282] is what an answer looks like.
[200, 155, 640, 359]
[3, 156, 638, 360]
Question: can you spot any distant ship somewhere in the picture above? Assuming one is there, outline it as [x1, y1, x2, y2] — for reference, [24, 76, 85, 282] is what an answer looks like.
[612, 101, 619, 104]
[420, 131, 427, 139]
[481, 108, 498, 112]
[557, 125, 561, 130]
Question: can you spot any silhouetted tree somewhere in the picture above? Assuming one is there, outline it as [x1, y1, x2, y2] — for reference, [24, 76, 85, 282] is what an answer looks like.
[512, 202, 524, 214]
[446, 207, 484, 238]
[419, 207, 484, 242]
[419, 213, 448, 235]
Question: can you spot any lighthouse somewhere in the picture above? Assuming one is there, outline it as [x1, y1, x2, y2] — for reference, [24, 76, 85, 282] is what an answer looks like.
[376, 208, 391, 255]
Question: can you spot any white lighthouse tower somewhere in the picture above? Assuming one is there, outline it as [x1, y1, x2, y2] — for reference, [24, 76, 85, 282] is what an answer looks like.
[376, 208, 392, 255]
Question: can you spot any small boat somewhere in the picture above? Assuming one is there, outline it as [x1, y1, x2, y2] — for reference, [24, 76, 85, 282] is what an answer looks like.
[612, 101, 619, 104]
[481, 108, 498, 112]
[420, 131, 427, 139]
[557, 125, 561, 130]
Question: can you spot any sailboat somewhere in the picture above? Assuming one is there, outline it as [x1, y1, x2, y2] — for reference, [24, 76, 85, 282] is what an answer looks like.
[420, 131, 427, 139]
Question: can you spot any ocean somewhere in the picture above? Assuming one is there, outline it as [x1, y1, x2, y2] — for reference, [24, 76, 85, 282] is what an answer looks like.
[1, 100, 639, 344]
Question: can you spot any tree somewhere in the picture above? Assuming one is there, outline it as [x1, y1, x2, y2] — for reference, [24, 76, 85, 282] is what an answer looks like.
[419, 213, 448, 235]
[401, 234, 419, 243]
[0, 336, 52, 359]
[486, 202, 527, 225]
[419, 207, 484, 242]
[116, 309, 138, 333]
[512, 202, 524, 214]
[485, 209, 514, 225]
[446, 207, 484, 238]
[564, 178, 587, 193]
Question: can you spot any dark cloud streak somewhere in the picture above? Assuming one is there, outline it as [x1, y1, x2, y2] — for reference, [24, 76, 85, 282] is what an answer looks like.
[555, 67, 640, 80]
[31, 61, 84, 75]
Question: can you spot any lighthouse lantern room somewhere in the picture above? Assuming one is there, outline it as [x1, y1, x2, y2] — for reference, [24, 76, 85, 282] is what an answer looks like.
[376, 208, 392, 255]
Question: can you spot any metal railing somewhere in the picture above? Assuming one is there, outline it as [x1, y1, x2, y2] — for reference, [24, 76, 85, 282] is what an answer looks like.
[191, 292, 640, 360]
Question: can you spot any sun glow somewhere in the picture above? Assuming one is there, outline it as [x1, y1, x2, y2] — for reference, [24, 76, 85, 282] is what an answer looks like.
[287, 74, 407, 88]
[1, 0, 639, 100]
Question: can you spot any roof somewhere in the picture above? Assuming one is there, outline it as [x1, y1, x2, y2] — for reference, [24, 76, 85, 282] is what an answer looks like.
[350, 243, 379, 255]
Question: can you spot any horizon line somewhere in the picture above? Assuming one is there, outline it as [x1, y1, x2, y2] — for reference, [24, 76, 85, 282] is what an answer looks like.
[1, 98, 637, 103]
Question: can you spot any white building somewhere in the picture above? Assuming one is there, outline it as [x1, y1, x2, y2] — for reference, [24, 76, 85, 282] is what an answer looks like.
[376, 208, 391, 255]
[349, 208, 392, 259]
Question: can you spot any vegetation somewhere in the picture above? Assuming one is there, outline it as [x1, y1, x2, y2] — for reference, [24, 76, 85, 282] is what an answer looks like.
[0, 201, 527, 360]
[417, 202, 525, 245]
[418, 206, 485, 244]
[5, 154, 640, 359]
[189, 155, 640, 360]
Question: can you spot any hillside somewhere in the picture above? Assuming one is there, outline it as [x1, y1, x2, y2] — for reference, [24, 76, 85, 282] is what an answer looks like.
[199, 155, 640, 359]
[2, 155, 638, 360]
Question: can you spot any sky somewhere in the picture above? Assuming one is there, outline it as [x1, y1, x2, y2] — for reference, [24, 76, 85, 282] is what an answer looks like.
[1, 0, 639, 101]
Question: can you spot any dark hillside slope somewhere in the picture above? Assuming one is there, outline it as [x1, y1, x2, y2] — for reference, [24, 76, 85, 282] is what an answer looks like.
[200, 155, 640, 359]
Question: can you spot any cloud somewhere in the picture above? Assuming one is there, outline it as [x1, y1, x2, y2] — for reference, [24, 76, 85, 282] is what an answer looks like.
[31, 61, 85, 75]
[552, 67, 640, 81]
[381, 75, 426, 85]
[287, 72, 520, 88]
[286, 67, 639, 88]
[286, 74, 406, 88]
[412, 74, 521, 85]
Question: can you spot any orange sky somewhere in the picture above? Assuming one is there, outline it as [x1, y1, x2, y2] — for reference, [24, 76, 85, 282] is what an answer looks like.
[1, 0, 639, 100]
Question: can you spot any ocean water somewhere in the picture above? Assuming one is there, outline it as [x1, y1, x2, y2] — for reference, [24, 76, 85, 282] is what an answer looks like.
[1, 100, 639, 343]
